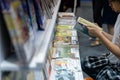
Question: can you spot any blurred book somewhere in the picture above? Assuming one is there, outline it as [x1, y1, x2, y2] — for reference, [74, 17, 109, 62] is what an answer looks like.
[57, 12, 76, 25]
[52, 45, 79, 59]
[53, 36, 78, 46]
[55, 29, 77, 37]
[32, 0, 46, 30]
[74, 22, 90, 36]
[56, 25, 73, 30]
[51, 59, 82, 80]
[1, 0, 35, 63]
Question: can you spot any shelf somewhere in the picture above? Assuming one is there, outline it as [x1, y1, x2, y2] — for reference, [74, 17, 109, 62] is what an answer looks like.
[29, 0, 61, 69]
[0, 60, 20, 71]
[0, 0, 61, 71]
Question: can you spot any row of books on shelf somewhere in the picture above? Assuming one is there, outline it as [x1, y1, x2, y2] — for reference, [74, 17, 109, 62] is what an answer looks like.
[0, 0, 58, 64]
[47, 12, 83, 80]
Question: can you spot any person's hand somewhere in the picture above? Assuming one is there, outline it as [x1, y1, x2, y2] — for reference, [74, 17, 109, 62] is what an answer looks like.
[86, 24, 103, 37]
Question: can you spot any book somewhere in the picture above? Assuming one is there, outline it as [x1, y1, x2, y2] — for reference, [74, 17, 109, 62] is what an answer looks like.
[1, 0, 35, 63]
[77, 17, 102, 30]
[74, 22, 90, 36]
[32, 0, 45, 30]
[58, 12, 75, 19]
[51, 59, 82, 80]
[55, 29, 77, 37]
[52, 45, 79, 59]
[43, 58, 52, 79]
[56, 25, 73, 30]
[74, 17, 102, 37]
[53, 36, 78, 46]
[26, 0, 38, 33]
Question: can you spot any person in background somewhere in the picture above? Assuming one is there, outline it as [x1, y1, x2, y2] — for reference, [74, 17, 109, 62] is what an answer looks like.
[90, 0, 103, 46]
[81, 0, 120, 79]
[92, 0, 103, 27]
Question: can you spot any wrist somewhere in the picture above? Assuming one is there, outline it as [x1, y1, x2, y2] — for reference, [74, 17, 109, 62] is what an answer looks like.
[98, 29, 103, 37]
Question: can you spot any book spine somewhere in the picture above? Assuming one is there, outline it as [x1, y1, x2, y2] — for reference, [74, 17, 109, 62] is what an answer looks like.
[32, 0, 44, 30]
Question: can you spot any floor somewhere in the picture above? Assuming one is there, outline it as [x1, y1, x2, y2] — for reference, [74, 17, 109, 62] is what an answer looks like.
[67, 0, 109, 78]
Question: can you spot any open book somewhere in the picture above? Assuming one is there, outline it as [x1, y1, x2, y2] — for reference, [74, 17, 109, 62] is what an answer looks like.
[74, 17, 102, 36]
[77, 17, 102, 30]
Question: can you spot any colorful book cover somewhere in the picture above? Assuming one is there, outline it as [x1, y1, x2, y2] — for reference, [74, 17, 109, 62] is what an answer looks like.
[52, 46, 79, 59]
[56, 25, 73, 30]
[53, 36, 78, 46]
[55, 29, 77, 37]
[55, 70, 75, 80]
[21, 0, 36, 41]
[1, 0, 35, 63]
[52, 59, 82, 80]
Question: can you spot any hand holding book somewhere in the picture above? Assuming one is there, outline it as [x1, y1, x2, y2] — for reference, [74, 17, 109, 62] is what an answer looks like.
[75, 17, 103, 37]
[77, 17, 102, 31]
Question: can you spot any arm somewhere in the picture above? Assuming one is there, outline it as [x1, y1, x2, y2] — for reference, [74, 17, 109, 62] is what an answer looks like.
[101, 31, 113, 41]
[98, 31, 120, 58]
[88, 26, 120, 58]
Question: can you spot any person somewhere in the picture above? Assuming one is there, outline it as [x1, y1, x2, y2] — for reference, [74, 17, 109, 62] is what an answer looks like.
[92, 0, 103, 27]
[91, 0, 104, 46]
[91, 0, 118, 46]
[103, 0, 119, 35]
[81, 0, 120, 80]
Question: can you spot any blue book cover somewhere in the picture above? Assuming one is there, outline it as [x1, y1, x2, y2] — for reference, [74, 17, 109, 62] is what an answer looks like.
[32, 0, 44, 30]
[74, 22, 90, 37]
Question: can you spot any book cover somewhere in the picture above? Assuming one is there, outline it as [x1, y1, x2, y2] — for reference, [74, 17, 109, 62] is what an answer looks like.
[74, 22, 90, 36]
[43, 58, 52, 79]
[56, 25, 73, 30]
[74, 17, 102, 37]
[26, 0, 38, 33]
[52, 46, 79, 59]
[53, 36, 78, 46]
[52, 59, 82, 80]
[55, 29, 77, 37]
[1, 0, 35, 63]
[21, 0, 36, 41]
[32, 0, 45, 30]
[55, 70, 75, 80]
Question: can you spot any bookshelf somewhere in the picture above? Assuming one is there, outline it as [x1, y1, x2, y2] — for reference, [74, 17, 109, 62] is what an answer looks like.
[0, 0, 61, 80]
[0, 0, 61, 71]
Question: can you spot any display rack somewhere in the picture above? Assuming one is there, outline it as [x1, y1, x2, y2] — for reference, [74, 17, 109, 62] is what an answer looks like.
[0, 0, 61, 80]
